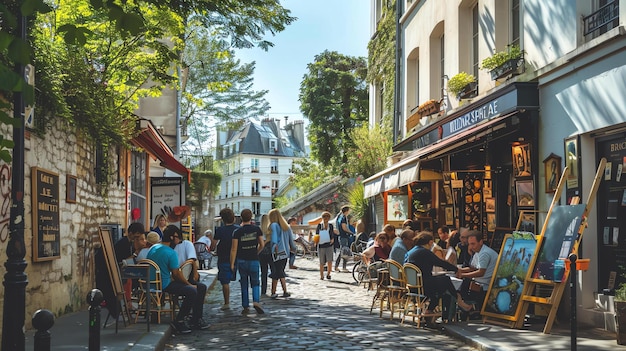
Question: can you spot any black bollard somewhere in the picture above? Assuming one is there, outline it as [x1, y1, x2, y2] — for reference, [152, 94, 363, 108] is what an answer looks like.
[87, 289, 104, 351]
[32, 309, 54, 351]
[569, 254, 577, 351]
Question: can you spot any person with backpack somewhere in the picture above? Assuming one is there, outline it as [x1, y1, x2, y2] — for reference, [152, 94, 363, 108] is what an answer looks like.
[334, 205, 355, 273]
[268, 209, 296, 298]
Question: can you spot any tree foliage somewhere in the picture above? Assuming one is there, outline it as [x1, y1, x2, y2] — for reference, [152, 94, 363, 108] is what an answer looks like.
[290, 158, 334, 195]
[299, 50, 368, 169]
[366, 0, 395, 121]
[180, 19, 270, 160]
[0, 0, 295, 162]
[346, 122, 392, 179]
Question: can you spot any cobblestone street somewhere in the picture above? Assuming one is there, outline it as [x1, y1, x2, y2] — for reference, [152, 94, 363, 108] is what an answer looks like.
[165, 257, 476, 350]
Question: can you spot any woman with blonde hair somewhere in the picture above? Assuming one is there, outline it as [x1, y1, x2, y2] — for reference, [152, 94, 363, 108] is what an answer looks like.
[151, 214, 168, 239]
[259, 214, 273, 296]
[268, 209, 296, 298]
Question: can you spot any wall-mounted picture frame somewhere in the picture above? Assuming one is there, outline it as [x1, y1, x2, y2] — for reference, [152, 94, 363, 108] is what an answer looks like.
[483, 187, 492, 199]
[443, 186, 453, 205]
[487, 213, 496, 232]
[445, 206, 454, 225]
[517, 211, 536, 234]
[512, 142, 532, 178]
[66, 175, 77, 203]
[485, 198, 496, 212]
[516, 180, 535, 207]
[387, 193, 408, 221]
[543, 153, 562, 194]
[565, 136, 579, 189]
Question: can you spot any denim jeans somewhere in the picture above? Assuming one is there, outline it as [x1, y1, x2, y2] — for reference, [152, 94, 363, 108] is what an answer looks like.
[164, 280, 207, 322]
[335, 237, 350, 269]
[236, 259, 261, 308]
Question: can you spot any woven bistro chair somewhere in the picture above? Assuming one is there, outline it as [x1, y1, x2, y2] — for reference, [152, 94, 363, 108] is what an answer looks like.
[134, 259, 175, 324]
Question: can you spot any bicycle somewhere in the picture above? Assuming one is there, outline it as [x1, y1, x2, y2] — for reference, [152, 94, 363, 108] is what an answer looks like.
[294, 234, 317, 258]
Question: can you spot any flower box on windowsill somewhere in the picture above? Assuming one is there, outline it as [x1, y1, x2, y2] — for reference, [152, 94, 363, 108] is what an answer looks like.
[416, 99, 442, 117]
[457, 81, 478, 100]
[489, 56, 525, 80]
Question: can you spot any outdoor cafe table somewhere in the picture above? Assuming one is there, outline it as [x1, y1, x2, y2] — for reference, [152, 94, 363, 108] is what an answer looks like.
[121, 264, 151, 332]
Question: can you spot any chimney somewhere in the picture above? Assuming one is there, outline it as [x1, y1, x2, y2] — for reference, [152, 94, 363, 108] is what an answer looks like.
[293, 120, 305, 152]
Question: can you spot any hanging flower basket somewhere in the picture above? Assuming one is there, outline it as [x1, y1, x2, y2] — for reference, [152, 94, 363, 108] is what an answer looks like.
[416, 99, 442, 117]
[481, 45, 525, 80]
[489, 56, 525, 80]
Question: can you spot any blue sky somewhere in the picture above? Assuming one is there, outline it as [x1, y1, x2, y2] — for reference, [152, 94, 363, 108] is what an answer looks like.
[235, 1, 371, 123]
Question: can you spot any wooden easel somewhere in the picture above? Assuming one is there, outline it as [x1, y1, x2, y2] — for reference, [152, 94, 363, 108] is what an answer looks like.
[98, 227, 131, 331]
[515, 158, 606, 333]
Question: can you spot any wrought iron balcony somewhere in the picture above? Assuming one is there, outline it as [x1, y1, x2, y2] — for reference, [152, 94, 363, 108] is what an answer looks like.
[583, 1, 619, 37]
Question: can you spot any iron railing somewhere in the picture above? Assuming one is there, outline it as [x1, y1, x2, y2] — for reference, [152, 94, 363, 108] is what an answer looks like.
[583, 1, 619, 37]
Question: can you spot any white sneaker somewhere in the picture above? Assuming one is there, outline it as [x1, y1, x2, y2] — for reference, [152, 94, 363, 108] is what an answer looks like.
[220, 304, 230, 310]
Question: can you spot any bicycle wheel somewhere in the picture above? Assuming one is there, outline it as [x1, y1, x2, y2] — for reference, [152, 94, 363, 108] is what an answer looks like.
[295, 242, 306, 257]
[352, 260, 366, 284]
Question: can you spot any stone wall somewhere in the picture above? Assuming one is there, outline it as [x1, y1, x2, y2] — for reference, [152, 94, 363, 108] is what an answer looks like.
[0, 118, 126, 333]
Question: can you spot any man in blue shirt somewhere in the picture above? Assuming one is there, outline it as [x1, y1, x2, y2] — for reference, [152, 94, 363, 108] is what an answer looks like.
[147, 230, 209, 334]
[390, 229, 415, 264]
[335, 205, 355, 272]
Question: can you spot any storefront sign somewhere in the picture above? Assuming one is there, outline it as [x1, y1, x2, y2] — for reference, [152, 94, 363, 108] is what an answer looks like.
[32, 167, 61, 262]
[150, 177, 183, 227]
[413, 89, 518, 150]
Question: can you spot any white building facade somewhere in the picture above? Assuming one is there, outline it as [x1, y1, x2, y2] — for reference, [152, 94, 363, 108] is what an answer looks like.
[215, 119, 307, 221]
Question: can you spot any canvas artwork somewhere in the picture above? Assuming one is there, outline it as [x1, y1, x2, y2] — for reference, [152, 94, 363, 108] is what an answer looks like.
[531, 204, 586, 281]
[482, 234, 537, 321]
[387, 194, 408, 221]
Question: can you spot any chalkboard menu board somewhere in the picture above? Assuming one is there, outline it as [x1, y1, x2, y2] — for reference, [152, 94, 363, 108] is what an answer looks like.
[31, 167, 61, 261]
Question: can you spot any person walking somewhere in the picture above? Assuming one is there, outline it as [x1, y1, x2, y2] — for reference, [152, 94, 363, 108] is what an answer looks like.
[287, 217, 299, 269]
[268, 209, 296, 298]
[230, 209, 265, 314]
[335, 205, 355, 273]
[213, 208, 239, 310]
[316, 211, 335, 280]
[259, 214, 273, 296]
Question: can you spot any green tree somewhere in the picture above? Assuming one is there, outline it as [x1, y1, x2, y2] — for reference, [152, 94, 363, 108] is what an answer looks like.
[346, 122, 393, 179]
[180, 19, 270, 161]
[299, 50, 368, 168]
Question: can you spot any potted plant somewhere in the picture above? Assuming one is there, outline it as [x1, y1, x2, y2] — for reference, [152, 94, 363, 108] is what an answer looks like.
[481, 45, 524, 80]
[616, 282, 626, 345]
[447, 72, 477, 99]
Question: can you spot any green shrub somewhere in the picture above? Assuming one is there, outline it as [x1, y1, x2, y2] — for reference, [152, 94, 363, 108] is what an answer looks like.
[481, 45, 523, 71]
[447, 72, 476, 97]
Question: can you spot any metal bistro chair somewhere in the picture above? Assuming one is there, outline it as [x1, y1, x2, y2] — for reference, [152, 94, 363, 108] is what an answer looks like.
[193, 242, 212, 270]
[369, 261, 389, 317]
[402, 263, 441, 328]
[134, 259, 175, 324]
[384, 259, 407, 320]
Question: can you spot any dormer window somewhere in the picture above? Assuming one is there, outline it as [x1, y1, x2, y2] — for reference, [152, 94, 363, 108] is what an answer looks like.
[269, 139, 277, 151]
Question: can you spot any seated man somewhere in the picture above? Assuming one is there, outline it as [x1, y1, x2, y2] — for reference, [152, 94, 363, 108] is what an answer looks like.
[389, 229, 415, 264]
[455, 230, 498, 313]
[147, 228, 209, 333]
[165, 225, 201, 283]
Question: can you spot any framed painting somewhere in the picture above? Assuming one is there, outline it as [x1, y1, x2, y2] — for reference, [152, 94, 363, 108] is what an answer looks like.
[565, 136, 579, 189]
[543, 153, 561, 193]
[387, 193, 408, 221]
[487, 213, 496, 232]
[445, 206, 453, 225]
[482, 234, 538, 322]
[512, 143, 532, 178]
[515, 180, 535, 207]
[67, 175, 77, 203]
[485, 198, 496, 212]
[443, 186, 453, 205]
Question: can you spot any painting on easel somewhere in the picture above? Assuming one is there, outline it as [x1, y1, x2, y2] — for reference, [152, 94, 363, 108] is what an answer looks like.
[531, 204, 586, 281]
[482, 233, 537, 321]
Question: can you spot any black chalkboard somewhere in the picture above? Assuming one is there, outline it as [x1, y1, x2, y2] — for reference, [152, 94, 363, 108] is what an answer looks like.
[31, 167, 61, 262]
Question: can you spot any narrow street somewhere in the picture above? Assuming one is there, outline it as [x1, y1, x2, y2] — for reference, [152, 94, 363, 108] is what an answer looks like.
[165, 257, 476, 350]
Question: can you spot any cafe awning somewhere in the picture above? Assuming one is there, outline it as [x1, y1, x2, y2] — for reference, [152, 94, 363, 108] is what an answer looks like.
[363, 112, 516, 198]
[131, 119, 191, 183]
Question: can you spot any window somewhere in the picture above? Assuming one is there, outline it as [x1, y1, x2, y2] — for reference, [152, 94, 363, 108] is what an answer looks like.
[472, 4, 479, 78]
[231, 180, 234, 196]
[251, 158, 259, 172]
[252, 202, 261, 215]
[269, 139, 277, 151]
[130, 150, 146, 224]
[225, 182, 229, 197]
[251, 179, 260, 195]
[440, 34, 445, 98]
[271, 180, 279, 195]
[510, 0, 520, 47]
[271, 158, 278, 173]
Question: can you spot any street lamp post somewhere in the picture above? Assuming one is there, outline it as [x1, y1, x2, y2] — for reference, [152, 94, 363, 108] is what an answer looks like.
[1, 10, 28, 351]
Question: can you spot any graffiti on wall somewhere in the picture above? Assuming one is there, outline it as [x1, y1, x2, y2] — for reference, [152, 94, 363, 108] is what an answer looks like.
[0, 163, 11, 243]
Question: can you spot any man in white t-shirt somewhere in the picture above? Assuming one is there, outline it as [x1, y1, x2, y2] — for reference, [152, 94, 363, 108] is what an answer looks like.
[164, 225, 200, 283]
[455, 230, 498, 312]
